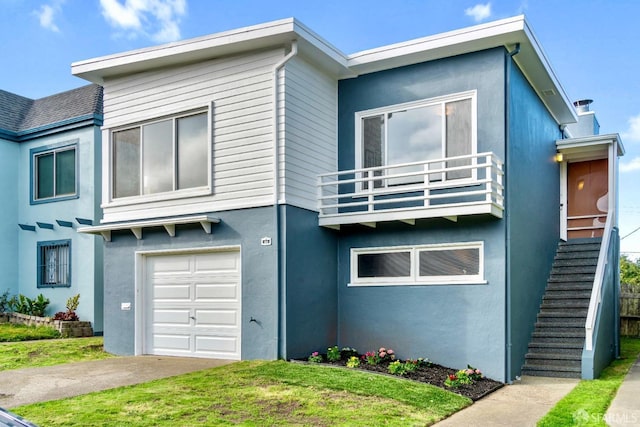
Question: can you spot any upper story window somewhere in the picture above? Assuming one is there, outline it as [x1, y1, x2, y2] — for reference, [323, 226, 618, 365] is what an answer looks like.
[31, 143, 77, 204]
[112, 110, 209, 199]
[355, 91, 476, 186]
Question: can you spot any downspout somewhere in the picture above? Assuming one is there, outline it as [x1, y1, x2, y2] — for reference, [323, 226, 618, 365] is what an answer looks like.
[272, 40, 298, 359]
[504, 42, 520, 383]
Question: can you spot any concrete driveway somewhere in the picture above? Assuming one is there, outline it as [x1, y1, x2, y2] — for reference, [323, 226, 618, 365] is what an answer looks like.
[0, 356, 233, 408]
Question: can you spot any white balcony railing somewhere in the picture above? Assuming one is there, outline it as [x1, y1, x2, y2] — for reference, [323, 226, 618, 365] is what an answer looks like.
[317, 152, 504, 227]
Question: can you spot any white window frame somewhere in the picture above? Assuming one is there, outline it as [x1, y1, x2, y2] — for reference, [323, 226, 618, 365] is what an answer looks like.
[354, 91, 478, 189]
[349, 241, 485, 286]
[108, 106, 212, 205]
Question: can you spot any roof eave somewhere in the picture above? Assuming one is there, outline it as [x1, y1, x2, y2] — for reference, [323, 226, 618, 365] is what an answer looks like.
[71, 18, 350, 82]
[346, 15, 577, 125]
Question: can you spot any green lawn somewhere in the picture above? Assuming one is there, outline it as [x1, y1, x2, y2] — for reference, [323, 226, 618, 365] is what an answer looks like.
[14, 361, 471, 426]
[0, 336, 112, 371]
[0, 322, 60, 342]
[538, 337, 640, 427]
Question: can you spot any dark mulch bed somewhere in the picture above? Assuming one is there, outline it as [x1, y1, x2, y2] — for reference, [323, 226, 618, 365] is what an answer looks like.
[293, 356, 503, 401]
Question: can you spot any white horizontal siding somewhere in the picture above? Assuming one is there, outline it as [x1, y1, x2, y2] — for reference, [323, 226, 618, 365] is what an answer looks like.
[279, 57, 337, 210]
[101, 48, 284, 222]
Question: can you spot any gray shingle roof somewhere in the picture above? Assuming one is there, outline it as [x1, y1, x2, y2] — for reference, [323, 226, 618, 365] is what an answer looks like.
[0, 84, 102, 134]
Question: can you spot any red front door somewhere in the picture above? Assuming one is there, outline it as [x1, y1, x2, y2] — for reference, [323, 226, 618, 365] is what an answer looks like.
[567, 159, 608, 239]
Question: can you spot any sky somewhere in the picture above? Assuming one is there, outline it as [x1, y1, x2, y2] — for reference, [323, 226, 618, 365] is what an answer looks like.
[2, 0, 640, 257]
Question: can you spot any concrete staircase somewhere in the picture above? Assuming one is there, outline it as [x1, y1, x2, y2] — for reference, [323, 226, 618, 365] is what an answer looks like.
[521, 238, 601, 378]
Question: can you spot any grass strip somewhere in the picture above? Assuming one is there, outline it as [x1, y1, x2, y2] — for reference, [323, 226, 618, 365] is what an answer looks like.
[0, 323, 60, 342]
[0, 337, 111, 371]
[538, 337, 640, 427]
[14, 360, 471, 426]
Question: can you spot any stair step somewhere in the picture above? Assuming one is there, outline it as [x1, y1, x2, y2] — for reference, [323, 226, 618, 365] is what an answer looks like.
[543, 291, 591, 299]
[521, 365, 581, 378]
[548, 275, 595, 283]
[540, 300, 590, 309]
[553, 258, 598, 267]
[527, 346, 583, 357]
[528, 341, 583, 351]
[536, 320, 585, 328]
[558, 242, 601, 251]
[551, 265, 597, 275]
[545, 282, 593, 291]
[525, 354, 581, 367]
[555, 250, 600, 259]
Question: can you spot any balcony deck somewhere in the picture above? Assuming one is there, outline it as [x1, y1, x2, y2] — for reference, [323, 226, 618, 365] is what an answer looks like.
[317, 152, 504, 228]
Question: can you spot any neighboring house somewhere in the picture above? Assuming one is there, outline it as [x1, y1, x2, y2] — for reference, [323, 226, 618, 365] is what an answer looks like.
[73, 15, 622, 381]
[0, 85, 104, 333]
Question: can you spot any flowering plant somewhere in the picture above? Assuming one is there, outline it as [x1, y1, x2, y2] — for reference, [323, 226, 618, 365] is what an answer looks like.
[346, 356, 360, 368]
[464, 365, 483, 380]
[308, 351, 323, 363]
[362, 351, 380, 366]
[444, 365, 483, 387]
[327, 345, 341, 362]
[378, 347, 395, 362]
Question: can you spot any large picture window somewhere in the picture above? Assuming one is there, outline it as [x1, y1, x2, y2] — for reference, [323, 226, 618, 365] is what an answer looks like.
[37, 240, 71, 288]
[356, 92, 476, 186]
[31, 144, 77, 203]
[350, 242, 484, 286]
[112, 111, 209, 199]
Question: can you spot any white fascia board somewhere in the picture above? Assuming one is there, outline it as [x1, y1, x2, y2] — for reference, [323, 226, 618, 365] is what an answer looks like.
[346, 15, 577, 125]
[556, 133, 625, 156]
[72, 18, 349, 83]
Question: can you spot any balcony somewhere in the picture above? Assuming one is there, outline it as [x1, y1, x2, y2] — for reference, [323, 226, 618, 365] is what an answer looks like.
[317, 152, 504, 228]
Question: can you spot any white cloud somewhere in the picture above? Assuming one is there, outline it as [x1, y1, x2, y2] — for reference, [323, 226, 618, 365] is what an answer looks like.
[622, 113, 640, 143]
[465, 3, 492, 22]
[620, 157, 640, 173]
[34, 2, 62, 32]
[99, 0, 187, 43]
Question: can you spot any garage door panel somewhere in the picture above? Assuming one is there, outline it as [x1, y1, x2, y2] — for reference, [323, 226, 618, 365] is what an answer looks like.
[150, 256, 192, 273]
[195, 335, 238, 355]
[154, 284, 191, 300]
[154, 309, 191, 325]
[154, 334, 191, 351]
[194, 252, 240, 273]
[145, 249, 241, 360]
[194, 309, 238, 327]
[195, 283, 238, 300]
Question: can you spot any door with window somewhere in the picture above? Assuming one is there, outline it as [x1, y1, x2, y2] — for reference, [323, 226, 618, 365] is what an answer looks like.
[566, 159, 608, 239]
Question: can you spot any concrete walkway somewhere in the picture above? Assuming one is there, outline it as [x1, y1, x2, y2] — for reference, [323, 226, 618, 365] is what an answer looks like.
[0, 356, 232, 408]
[435, 375, 579, 427]
[606, 355, 640, 427]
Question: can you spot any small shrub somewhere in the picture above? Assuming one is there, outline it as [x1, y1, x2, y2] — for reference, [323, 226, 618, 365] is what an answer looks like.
[444, 365, 483, 388]
[340, 347, 358, 359]
[53, 311, 79, 321]
[9, 294, 50, 317]
[362, 351, 380, 366]
[66, 294, 80, 312]
[327, 345, 341, 362]
[388, 360, 407, 376]
[308, 351, 323, 363]
[346, 356, 360, 368]
[0, 290, 11, 313]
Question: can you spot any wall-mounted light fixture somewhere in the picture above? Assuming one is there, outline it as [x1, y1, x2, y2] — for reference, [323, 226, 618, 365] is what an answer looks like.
[554, 152, 564, 162]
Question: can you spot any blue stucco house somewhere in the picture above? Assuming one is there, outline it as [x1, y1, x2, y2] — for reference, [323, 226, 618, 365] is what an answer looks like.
[0, 85, 104, 332]
[73, 15, 622, 381]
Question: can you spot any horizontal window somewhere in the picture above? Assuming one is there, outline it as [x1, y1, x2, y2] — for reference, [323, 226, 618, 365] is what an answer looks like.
[37, 240, 71, 288]
[112, 110, 209, 200]
[350, 242, 484, 286]
[31, 144, 77, 203]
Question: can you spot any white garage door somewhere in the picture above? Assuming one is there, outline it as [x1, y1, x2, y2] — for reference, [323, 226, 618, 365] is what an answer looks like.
[144, 250, 241, 359]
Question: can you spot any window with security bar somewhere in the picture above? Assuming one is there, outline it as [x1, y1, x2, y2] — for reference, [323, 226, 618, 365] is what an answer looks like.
[37, 240, 71, 288]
